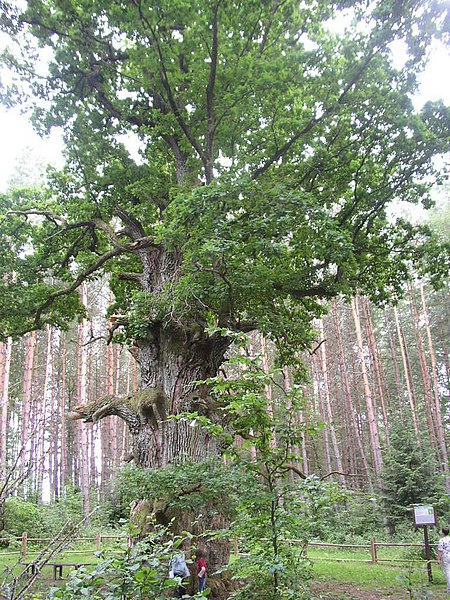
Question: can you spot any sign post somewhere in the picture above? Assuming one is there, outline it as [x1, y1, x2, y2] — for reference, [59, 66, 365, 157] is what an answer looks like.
[413, 505, 437, 583]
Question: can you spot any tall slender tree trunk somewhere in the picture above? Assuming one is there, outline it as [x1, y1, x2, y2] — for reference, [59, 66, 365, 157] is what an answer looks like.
[78, 283, 91, 519]
[60, 336, 67, 493]
[0, 338, 12, 480]
[88, 348, 98, 491]
[362, 298, 390, 447]
[384, 309, 403, 404]
[35, 326, 54, 500]
[351, 297, 383, 485]
[312, 351, 332, 477]
[393, 307, 420, 438]
[20, 332, 37, 492]
[50, 331, 60, 501]
[419, 283, 450, 490]
[408, 282, 439, 453]
[332, 300, 374, 493]
[318, 318, 345, 484]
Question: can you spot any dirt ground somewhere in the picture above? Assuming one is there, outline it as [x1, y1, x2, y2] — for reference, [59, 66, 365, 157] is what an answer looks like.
[311, 581, 449, 599]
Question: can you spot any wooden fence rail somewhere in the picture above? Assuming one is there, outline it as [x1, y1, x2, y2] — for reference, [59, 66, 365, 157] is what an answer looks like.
[0, 533, 437, 565]
[232, 537, 437, 565]
[0, 532, 124, 557]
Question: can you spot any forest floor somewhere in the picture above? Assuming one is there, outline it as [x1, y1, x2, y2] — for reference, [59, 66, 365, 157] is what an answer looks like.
[312, 580, 449, 599]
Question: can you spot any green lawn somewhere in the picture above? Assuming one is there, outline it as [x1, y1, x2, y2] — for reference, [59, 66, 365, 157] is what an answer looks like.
[1, 544, 448, 598]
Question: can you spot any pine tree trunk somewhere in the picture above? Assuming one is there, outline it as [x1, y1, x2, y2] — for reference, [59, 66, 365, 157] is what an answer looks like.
[60, 337, 67, 493]
[393, 307, 420, 438]
[78, 283, 91, 519]
[331, 300, 374, 493]
[20, 332, 37, 492]
[408, 282, 439, 454]
[312, 351, 332, 477]
[29, 338, 40, 497]
[351, 297, 383, 484]
[36, 326, 54, 500]
[51, 331, 60, 501]
[0, 338, 12, 480]
[384, 309, 403, 403]
[362, 298, 390, 446]
[419, 283, 450, 490]
[318, 318, 345, 484]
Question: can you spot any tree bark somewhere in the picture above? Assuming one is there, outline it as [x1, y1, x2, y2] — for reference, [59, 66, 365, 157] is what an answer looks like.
[384, 309, 403, 404]
[393, 306, 420, 438]
[351, 297, 383, 485]
[0, 338, 12, 480]
[419, 282, 450, 490]
[20, 332, 37, 493]
[312, 351, 332, 477]
[331, 300, 374, 493]
[60, 336, 67, 493]
[318, 318, 345, 485]
[362, 298, 390, 447]
[77, 283, 91, 519]
[408, 282, 439, 454]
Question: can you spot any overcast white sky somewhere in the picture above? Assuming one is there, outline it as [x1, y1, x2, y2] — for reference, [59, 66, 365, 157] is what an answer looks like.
[0, 41, 449, 192]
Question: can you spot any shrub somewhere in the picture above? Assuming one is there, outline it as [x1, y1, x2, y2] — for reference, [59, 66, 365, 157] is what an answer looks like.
[3, 497, 47, 539]
[46, 525, 208, 600]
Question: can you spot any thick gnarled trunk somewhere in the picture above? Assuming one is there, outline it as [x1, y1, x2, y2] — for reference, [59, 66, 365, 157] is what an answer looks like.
[128, 324, 230, 468]
[70, 328, 229, 464]
[70, 248, 234, 579]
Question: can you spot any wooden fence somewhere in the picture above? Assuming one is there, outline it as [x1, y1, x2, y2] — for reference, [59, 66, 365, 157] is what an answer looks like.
[0, 533, 436, 565]
[234, 537, 435, 565]
[0, 532, 123, 557]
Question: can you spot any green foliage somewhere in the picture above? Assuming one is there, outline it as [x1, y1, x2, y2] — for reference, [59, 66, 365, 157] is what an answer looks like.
[172, 330, 316, 598]
[46, 526, 207, 600]
[3, 497, 48, 539]
[289, 476, 382, 544]
[106, 458, 241, 525]
[0, 0, 448, 358]
[381, 422, 441, 525]
[2, 488, 108, 542]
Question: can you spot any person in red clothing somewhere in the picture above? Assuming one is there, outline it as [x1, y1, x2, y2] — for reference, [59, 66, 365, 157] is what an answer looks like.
[195, 548, 208, 593]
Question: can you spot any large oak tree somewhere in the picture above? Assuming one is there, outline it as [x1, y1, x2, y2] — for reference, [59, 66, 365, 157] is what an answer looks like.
[0, 0, 449, 557]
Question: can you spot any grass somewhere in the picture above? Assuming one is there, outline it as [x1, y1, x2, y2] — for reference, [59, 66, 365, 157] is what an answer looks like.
[313, 557, 444, 585]
[0, 543, 448, 598]
[310, 549, 448, 599]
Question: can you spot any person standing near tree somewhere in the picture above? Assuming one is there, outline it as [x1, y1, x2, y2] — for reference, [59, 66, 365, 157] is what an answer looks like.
[195, 548, 208, 593]
[437, 527, 450, 593]
[169, 545, 191, 598]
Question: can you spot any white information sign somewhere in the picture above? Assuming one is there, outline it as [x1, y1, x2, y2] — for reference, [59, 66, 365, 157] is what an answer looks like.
[413, 505, 436, 527]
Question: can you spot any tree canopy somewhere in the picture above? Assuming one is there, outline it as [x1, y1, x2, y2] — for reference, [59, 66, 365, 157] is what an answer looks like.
[0, 0, 449, 359]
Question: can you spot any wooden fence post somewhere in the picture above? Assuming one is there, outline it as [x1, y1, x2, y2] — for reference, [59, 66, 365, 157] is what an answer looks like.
[303, 540, 308, 558]
[370, 537, 377, 563]
[233, 537, 238, 556]
[21, 532, 27, 557]
[96, 531, 102, 552]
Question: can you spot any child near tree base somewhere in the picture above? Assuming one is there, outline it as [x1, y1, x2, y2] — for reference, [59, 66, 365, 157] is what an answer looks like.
[196, 549, 208, 593]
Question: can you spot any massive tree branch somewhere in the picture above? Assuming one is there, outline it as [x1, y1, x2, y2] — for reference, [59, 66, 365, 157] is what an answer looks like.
[69, 387, 170, 434]
[31, 247, 125, 331]
[113, 206, 147, 240]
